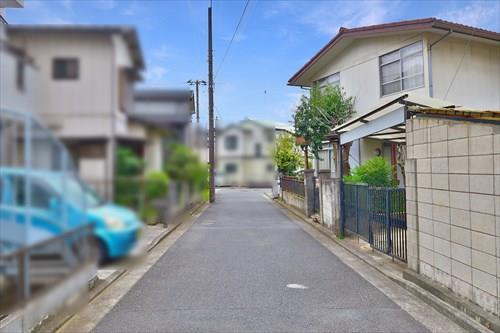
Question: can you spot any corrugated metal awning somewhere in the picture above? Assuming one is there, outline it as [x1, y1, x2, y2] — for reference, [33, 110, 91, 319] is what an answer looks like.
[333, 93, 462, 144]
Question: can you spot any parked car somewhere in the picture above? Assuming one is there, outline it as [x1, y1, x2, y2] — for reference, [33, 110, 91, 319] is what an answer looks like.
[0, 168, 143, 263]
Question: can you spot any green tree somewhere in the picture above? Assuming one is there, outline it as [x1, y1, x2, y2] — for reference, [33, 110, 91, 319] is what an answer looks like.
[116, 147, 144, 176]
[164, 143, 208, 192]
[272, 134, 302, 175]
[292, 85, 355, 170]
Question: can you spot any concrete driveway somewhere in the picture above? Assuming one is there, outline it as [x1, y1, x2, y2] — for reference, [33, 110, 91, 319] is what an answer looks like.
[92, 188, 437, 332]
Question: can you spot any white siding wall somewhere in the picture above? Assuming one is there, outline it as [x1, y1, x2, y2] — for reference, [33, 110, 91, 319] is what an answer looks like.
[311, 33, 430, 116]
[431, 34, 500, 109]
[0, 48, 38, 115]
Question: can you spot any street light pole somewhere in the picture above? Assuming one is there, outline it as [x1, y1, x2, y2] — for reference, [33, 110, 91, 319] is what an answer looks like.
[187, 79, 206, 123]
[207, 3, 215, 203]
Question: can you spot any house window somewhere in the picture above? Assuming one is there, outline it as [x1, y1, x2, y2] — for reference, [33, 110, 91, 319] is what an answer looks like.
[255, 143, 262, 157]
[53, 58, 79, 80]
[379, 41, 424, 96]
[317, 72, 340, 88]
[225, 163, 237, 174]
[225, 135, 238, 150]
[16, 59, 25, 91]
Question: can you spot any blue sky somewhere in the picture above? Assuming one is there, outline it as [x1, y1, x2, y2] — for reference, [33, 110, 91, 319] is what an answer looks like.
[6, 0, 500, 126]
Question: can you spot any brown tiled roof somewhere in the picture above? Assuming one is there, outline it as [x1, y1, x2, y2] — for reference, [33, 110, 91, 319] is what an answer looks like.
[288, 18, 500, 86]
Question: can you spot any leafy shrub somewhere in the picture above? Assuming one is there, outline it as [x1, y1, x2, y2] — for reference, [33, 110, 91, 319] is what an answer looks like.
[144, 171, 169, 200]
[343, 157, 394, 187]
[164, 143, 208, 195]
[142, 171, 169, 224]
[115, 147, 144, 209]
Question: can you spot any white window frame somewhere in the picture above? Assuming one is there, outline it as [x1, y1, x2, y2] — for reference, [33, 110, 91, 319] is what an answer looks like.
[379, 41, 424, 97]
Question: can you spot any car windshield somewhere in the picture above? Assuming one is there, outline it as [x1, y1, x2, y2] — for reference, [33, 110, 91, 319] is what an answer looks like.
[45, 174, 104, 209]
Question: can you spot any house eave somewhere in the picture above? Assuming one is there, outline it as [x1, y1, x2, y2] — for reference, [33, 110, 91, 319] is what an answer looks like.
[288, 17, 500, 87]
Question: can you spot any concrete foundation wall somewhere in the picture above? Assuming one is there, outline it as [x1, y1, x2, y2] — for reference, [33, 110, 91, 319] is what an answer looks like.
[406, 116, 500, 315]
[282, 191, 306, 214]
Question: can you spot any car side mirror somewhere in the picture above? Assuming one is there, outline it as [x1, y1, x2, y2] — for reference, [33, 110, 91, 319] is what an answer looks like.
[49, 197, 61, 215]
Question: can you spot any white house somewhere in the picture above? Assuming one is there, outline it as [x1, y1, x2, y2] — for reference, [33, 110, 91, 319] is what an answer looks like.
[216, 119, 292, 187]
[289, 18, 500, 175]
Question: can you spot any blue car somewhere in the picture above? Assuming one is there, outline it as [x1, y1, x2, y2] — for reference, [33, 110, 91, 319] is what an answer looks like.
[0, 168, 143, 263]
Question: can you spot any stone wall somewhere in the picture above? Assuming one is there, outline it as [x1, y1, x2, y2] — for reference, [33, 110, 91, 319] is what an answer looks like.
[406, 116, 500, 315]
[282, 190, 306, 214]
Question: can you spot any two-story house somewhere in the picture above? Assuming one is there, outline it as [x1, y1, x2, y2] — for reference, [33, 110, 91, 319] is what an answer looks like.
[6, 25, 146, 198]
[288, 18, 500, 177]
[216, 119, 291, 187]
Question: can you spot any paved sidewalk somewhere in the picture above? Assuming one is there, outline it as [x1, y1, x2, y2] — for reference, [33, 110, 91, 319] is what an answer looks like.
[89, 188, 466, 332]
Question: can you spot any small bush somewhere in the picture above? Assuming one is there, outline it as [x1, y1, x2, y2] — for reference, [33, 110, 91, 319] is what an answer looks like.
[144, 171, 169, 200]
[343, 157, 394, 187]
[142, 171, 169, 224]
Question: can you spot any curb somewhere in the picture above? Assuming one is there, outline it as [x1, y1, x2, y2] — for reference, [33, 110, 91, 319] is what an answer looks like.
[36, 201, 207, 333]
[272, 198, 494, 333]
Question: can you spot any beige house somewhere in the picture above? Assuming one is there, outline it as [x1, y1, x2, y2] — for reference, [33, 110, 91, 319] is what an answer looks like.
[6, 25, 146, 198]
[289, 18, 500, 175]
[216, 119, 291, 187]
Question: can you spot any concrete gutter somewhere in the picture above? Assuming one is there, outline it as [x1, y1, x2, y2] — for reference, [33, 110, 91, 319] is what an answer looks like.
[35, 201, 207, 333]
[272, 197, 495, 333]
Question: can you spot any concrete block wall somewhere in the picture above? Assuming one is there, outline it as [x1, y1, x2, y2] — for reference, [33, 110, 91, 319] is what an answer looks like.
[282, 190, 306, 214]
[319, 176, 341, 232]
[406, 116, 500, 315]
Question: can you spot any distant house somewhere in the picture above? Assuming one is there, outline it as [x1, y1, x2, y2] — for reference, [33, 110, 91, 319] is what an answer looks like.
[216, 119, 292, 187]
[288, 18, 500, 178]
[6, 25, 146, 198]
[131, 89, 195, 172]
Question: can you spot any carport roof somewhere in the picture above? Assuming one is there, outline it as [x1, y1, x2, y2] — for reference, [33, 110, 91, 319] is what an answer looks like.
[329, 93, 466, 144]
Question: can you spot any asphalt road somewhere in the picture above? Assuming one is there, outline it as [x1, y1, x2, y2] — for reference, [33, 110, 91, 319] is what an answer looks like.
[93, 188, 429, 333]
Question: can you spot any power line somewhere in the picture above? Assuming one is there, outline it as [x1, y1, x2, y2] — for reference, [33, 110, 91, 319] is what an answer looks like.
[214, 0, 250, 79]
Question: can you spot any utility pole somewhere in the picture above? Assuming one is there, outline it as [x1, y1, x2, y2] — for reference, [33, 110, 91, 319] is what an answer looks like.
[207, 2, 215, 203]
[187, 79, 206, 123]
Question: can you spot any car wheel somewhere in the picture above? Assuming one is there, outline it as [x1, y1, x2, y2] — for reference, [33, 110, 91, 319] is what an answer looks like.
[90, 237, 108, 266]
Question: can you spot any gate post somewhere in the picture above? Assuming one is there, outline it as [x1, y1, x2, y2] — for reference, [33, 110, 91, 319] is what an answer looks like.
[304, 169, 315, 217]
[385, 188, 392, 256]
[318, 170, 331, 227]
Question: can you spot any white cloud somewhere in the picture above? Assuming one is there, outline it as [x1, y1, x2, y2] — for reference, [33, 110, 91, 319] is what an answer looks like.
[122, 1, 140, 16]
[439, 1, 500, 31]
[60, 0, 73, 11]
[151, 45, 170, 60]
[94, 0, 116, 10]
[145, 65, 168, 82]
[299, 1, 393, 35]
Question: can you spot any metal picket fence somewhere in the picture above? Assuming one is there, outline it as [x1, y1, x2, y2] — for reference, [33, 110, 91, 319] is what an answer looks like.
[280, 176, 305, 197]
[342, 183, 407, 262]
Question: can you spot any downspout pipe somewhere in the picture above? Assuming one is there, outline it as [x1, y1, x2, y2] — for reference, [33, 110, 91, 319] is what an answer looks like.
[428, 29, 452, 97]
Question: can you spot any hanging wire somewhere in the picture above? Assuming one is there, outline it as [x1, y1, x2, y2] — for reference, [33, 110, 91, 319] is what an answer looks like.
[214, 0, 250, 79]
